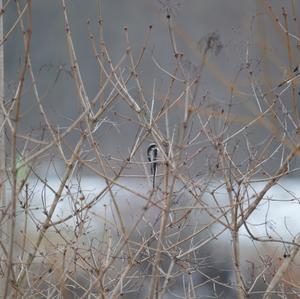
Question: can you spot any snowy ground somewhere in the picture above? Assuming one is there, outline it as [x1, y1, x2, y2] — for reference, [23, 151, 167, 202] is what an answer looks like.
[16, 176, 300, 242]
[12, 176, 300, 297]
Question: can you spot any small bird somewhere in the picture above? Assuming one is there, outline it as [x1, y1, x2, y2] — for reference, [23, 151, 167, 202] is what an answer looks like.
[147, 143, 159, 188]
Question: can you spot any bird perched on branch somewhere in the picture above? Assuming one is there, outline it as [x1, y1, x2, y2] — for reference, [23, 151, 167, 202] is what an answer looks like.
[147, 143, 159, 188]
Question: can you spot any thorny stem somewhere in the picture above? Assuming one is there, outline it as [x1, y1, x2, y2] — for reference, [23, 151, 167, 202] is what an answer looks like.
[3, 1, 32, 296]
[3, 1, 300, 298]
[15, 133, 86, 289]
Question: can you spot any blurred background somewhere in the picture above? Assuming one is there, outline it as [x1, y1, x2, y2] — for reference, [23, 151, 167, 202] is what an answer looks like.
[4, 0, 300, 175]
[3, 0, 265, 161]
[2, 1, 300, 297]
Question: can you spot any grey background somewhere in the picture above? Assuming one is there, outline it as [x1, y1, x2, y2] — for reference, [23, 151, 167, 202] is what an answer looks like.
[4, 0, 299, 172]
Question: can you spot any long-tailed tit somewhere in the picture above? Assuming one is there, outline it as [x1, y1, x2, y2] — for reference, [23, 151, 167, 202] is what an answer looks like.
[147, 143, 159, 188]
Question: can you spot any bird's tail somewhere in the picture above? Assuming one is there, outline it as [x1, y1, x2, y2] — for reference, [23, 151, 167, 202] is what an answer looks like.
[152, 163, 157, 188]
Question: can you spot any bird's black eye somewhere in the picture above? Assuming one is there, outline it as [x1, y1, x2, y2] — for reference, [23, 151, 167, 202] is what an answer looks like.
[147, 143, 158, 162]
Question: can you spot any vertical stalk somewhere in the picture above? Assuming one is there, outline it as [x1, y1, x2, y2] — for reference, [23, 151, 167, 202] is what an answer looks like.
[0, 0, 4, 205]
[0, 0, 5, 295]
[148, 161, 171, 299]
[3, 2, 31, 296]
